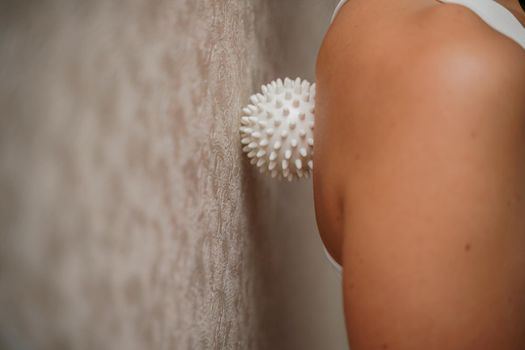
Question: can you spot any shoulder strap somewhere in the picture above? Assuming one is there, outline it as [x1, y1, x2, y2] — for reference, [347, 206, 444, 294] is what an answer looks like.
[331, 0, 348, 24]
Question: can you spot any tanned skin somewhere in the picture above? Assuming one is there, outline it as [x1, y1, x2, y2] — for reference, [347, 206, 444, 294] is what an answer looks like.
[314, 0, 525, 349]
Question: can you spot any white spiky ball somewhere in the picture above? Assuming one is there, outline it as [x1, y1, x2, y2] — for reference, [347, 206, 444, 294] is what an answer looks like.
[240, 77, 315, 181]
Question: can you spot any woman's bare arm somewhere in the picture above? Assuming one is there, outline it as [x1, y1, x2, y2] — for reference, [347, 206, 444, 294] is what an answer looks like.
[318, 5, 525, 349]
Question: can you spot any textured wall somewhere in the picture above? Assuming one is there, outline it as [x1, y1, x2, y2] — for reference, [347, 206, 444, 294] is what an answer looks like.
[0, 0, 346, 349]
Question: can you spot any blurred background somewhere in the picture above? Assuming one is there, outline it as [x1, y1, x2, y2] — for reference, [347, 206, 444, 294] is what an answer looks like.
[0, 0, 347, 349]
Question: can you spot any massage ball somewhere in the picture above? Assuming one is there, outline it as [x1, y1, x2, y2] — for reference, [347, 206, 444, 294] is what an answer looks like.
[240, 77, 315, 181]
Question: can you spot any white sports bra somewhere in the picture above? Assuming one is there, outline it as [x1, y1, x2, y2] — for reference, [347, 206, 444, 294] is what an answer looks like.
[323, 0, 525, 274]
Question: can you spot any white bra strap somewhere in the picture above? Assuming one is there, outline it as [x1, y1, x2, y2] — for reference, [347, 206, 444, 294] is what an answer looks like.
[331, 0, 348, 24]
[323, 246, 343, 274]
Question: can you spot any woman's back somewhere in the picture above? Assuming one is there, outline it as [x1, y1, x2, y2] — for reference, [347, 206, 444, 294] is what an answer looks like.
[314, 0, 525, 348]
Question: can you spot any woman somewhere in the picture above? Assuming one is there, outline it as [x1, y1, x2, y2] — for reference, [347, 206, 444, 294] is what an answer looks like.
[313, 0, 525, 348]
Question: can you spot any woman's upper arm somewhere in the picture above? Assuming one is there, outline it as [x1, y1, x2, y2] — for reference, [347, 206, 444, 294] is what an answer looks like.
[337, 20, 525, 350]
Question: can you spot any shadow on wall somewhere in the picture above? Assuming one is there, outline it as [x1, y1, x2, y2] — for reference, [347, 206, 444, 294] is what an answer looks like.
[0, 0, 346, 349]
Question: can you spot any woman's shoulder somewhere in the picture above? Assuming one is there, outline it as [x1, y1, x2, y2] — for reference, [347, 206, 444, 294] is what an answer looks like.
[413, 2, 525, 68]
[405, 4, 525, 109]
[318, 1, 525, 95]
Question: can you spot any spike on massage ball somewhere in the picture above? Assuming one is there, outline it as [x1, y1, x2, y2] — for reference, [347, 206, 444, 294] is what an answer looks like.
[240, 77, 316, 181]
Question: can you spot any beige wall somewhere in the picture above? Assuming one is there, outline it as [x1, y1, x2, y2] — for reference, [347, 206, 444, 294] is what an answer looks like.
[0, 0, 347, 349]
